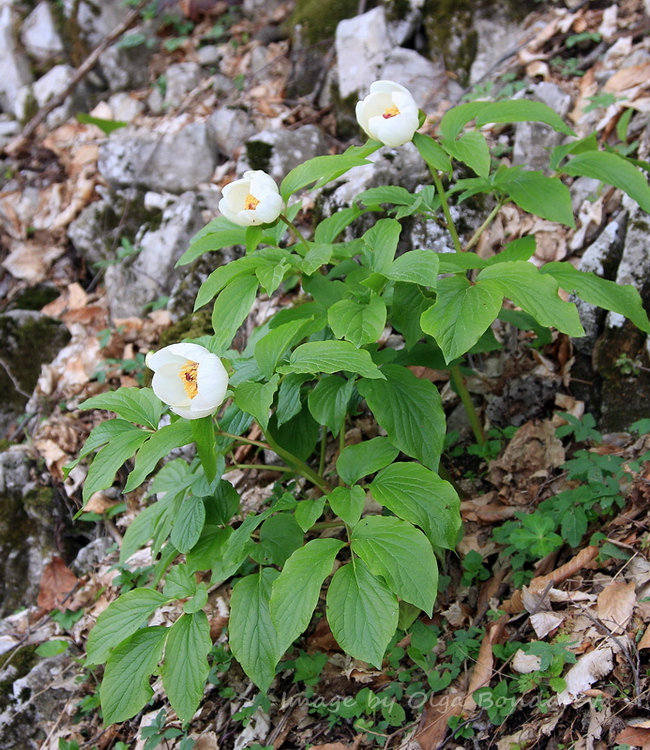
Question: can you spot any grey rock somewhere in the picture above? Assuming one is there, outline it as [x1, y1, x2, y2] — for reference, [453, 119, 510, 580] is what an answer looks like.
[208, 106, 256, 158]
[381, 47, 458, 110]
[98, 122, 217, 193]
[469, 12, 523, 86]
[571, 176, 602, 213]
[62, 0, 124, 47]
[0, 3, 34, 117]
[197, 44, 221, 66]
[105, 191, 204, 318]
[212, 73, 234, 97]
[20, 2, 64, 62]
[0, 116, 19, 149]
[243, 0, 285, 17]
[146, 85, 165, 115]
[239, 124, 329, 181]
[0, 652, 79, 750]
[0, 311, 70, 436]
[99, 34, 152, 92]
[513, 83, 572, 174]
[107, 91, 145, 122]
[164, 61, 201, 110]
[335, 7, 392, 100]
[32, 63, 82, 127]
[71, 536, 114, 575]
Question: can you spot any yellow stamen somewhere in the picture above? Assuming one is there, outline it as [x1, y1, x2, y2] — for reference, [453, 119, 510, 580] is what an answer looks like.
[179, 360, 199, 399]
[244, 192, 260, 210]
[382, 104, 400, 119]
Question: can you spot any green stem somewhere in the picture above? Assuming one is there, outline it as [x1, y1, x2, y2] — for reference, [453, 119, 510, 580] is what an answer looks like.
[431, 172, 463, 254]
[233, 463, 295, 473]
[463, 200, 504, 253]
[279, 213, 310, 256]
[219, 431, 330, 492]
[318, 427, 327, 477]
[449, 364, 485, 446]
[311, 520, 346, 531]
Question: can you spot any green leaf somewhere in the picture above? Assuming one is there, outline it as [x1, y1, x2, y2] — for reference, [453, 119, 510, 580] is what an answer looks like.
[171, 495, 206, 554]
[494, 167, 575, 227]
[337, 437, 399, 486]
[315, 206, 363, 243]
[281, 153, 370, 199]
[80, 387, 162, 430]
[390, 282, 431, 349]
[83, 429, 150, 505]
[328, 296, 387, 348]
[256, 513, 304, 566]
[294, 243, 333, 275]
[307, 375, 354, 435]
[302, 273, 347, 309]
[370, 463, 461, 549]
[475, 100, 576, 136]
[161, 611, 212, 724]
[120, 502, 168, 563]
[561, 506, 588, 547]
[440, 101, 490, 141]
[71, 419, 141, 471]
[255, 318, 316, 378]
[276, 373, 311, 426]
[541, 261, 650, 333]
[35, 640, 69, 657]
[255, 248, 292, 295]
[229, 568, 280, 691]
[413, 132, 452, 173]
[437, 253, 487, 273]
[124, 421, 194, 492]
[163, 564, 197, 599]
[77, 112, 127, 134]
[477, 261, 584, 336]
[270, 538, 344, 655]
[386, 250, 439, 286]
[211, 274, 258, 354]
[234, 374, 280, 430]
[286, 341, 385, 380]
[563, 151, 650, 213]
[326, 559, 398, 668]
[194, 256, 258, 309]
[441, 131, 490, 178]
[327, 485, 366, 527]
[294, 497, 326, 531]
[202, 479, 240, 525]
[191, 416, 217, 483]
[420, 275, 503, 363]
[186, 526, 230, 574]
[361, 218, 401, 274]
[179, 217, 248, 266]
[86, 588, 168, 665]
[100, 627, 168, 725]
[357, 364, 445, 470]
[268, 406, 319, 461]
[351, 516, 438, 614]
[356, 186, 416, 207]
[487, 235, 536, 265]
[549, 133, 598, 172]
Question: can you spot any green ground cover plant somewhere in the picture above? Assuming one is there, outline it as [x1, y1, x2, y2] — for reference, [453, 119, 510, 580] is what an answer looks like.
[72, 79, 650, 729]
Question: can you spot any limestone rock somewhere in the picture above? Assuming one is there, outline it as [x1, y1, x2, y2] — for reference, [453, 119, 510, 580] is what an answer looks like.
[32, 63, 81, 127]
[164, 61, 201, 110]
[513, 83, 573, 174]
[0, 3, 34, 117]
[0, 311, 70, 436]
[99, 34, 152, 92]
[61, 0, 124, 47]
[104, 191, 204, 318]
[107, 92, 145, 122]
[208, 106, 256, 158]
[469, 11, 524, 86]
[239, 124, 329, 181]
[98, 122, 217, 192]
[20, 1, 64, 62]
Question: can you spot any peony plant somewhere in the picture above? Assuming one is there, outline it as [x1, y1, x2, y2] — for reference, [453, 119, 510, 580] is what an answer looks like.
[75, 81, 650, 729]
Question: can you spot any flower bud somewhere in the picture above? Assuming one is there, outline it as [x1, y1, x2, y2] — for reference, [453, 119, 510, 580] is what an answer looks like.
[146, 343, 228, 420]
[218, 170, 284, 227]
[355, 80, 420, 148]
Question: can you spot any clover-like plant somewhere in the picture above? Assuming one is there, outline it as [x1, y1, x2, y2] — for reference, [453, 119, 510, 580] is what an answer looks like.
[74, 81, 650, 726]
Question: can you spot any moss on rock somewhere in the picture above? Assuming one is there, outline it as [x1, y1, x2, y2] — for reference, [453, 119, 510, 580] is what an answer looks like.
[284, 0, 360, 45]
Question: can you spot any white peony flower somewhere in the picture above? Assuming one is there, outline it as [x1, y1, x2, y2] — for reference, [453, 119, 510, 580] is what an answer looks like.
[146, 343, 228, 420]
[218, 170, 284, 227]
[355, 80, 420, 148]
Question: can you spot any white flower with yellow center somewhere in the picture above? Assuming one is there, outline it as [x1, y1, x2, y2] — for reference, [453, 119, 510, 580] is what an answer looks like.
[355, 80, 420, 148]
[146, 343, 228, 420]
[218, 170, 284, 227]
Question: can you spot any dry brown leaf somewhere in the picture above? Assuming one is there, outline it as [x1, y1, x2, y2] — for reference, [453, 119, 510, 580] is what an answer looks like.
[604, 64, 650, 94]
[414, 690, 464, 750]
[530, 611, 565, 639]
[616, 723, 650, 749]
[597, 580, 636, 634]
[85, 492, 121, 514]
[1, 240, 65, 283]
[464, 615, 508, 711]
[37, 556, 80, 611]
[309, 744, 348, 750]
[638, 624, 650, 650]
[557, 647, 614, 705]
[193, 733, 219, 750]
